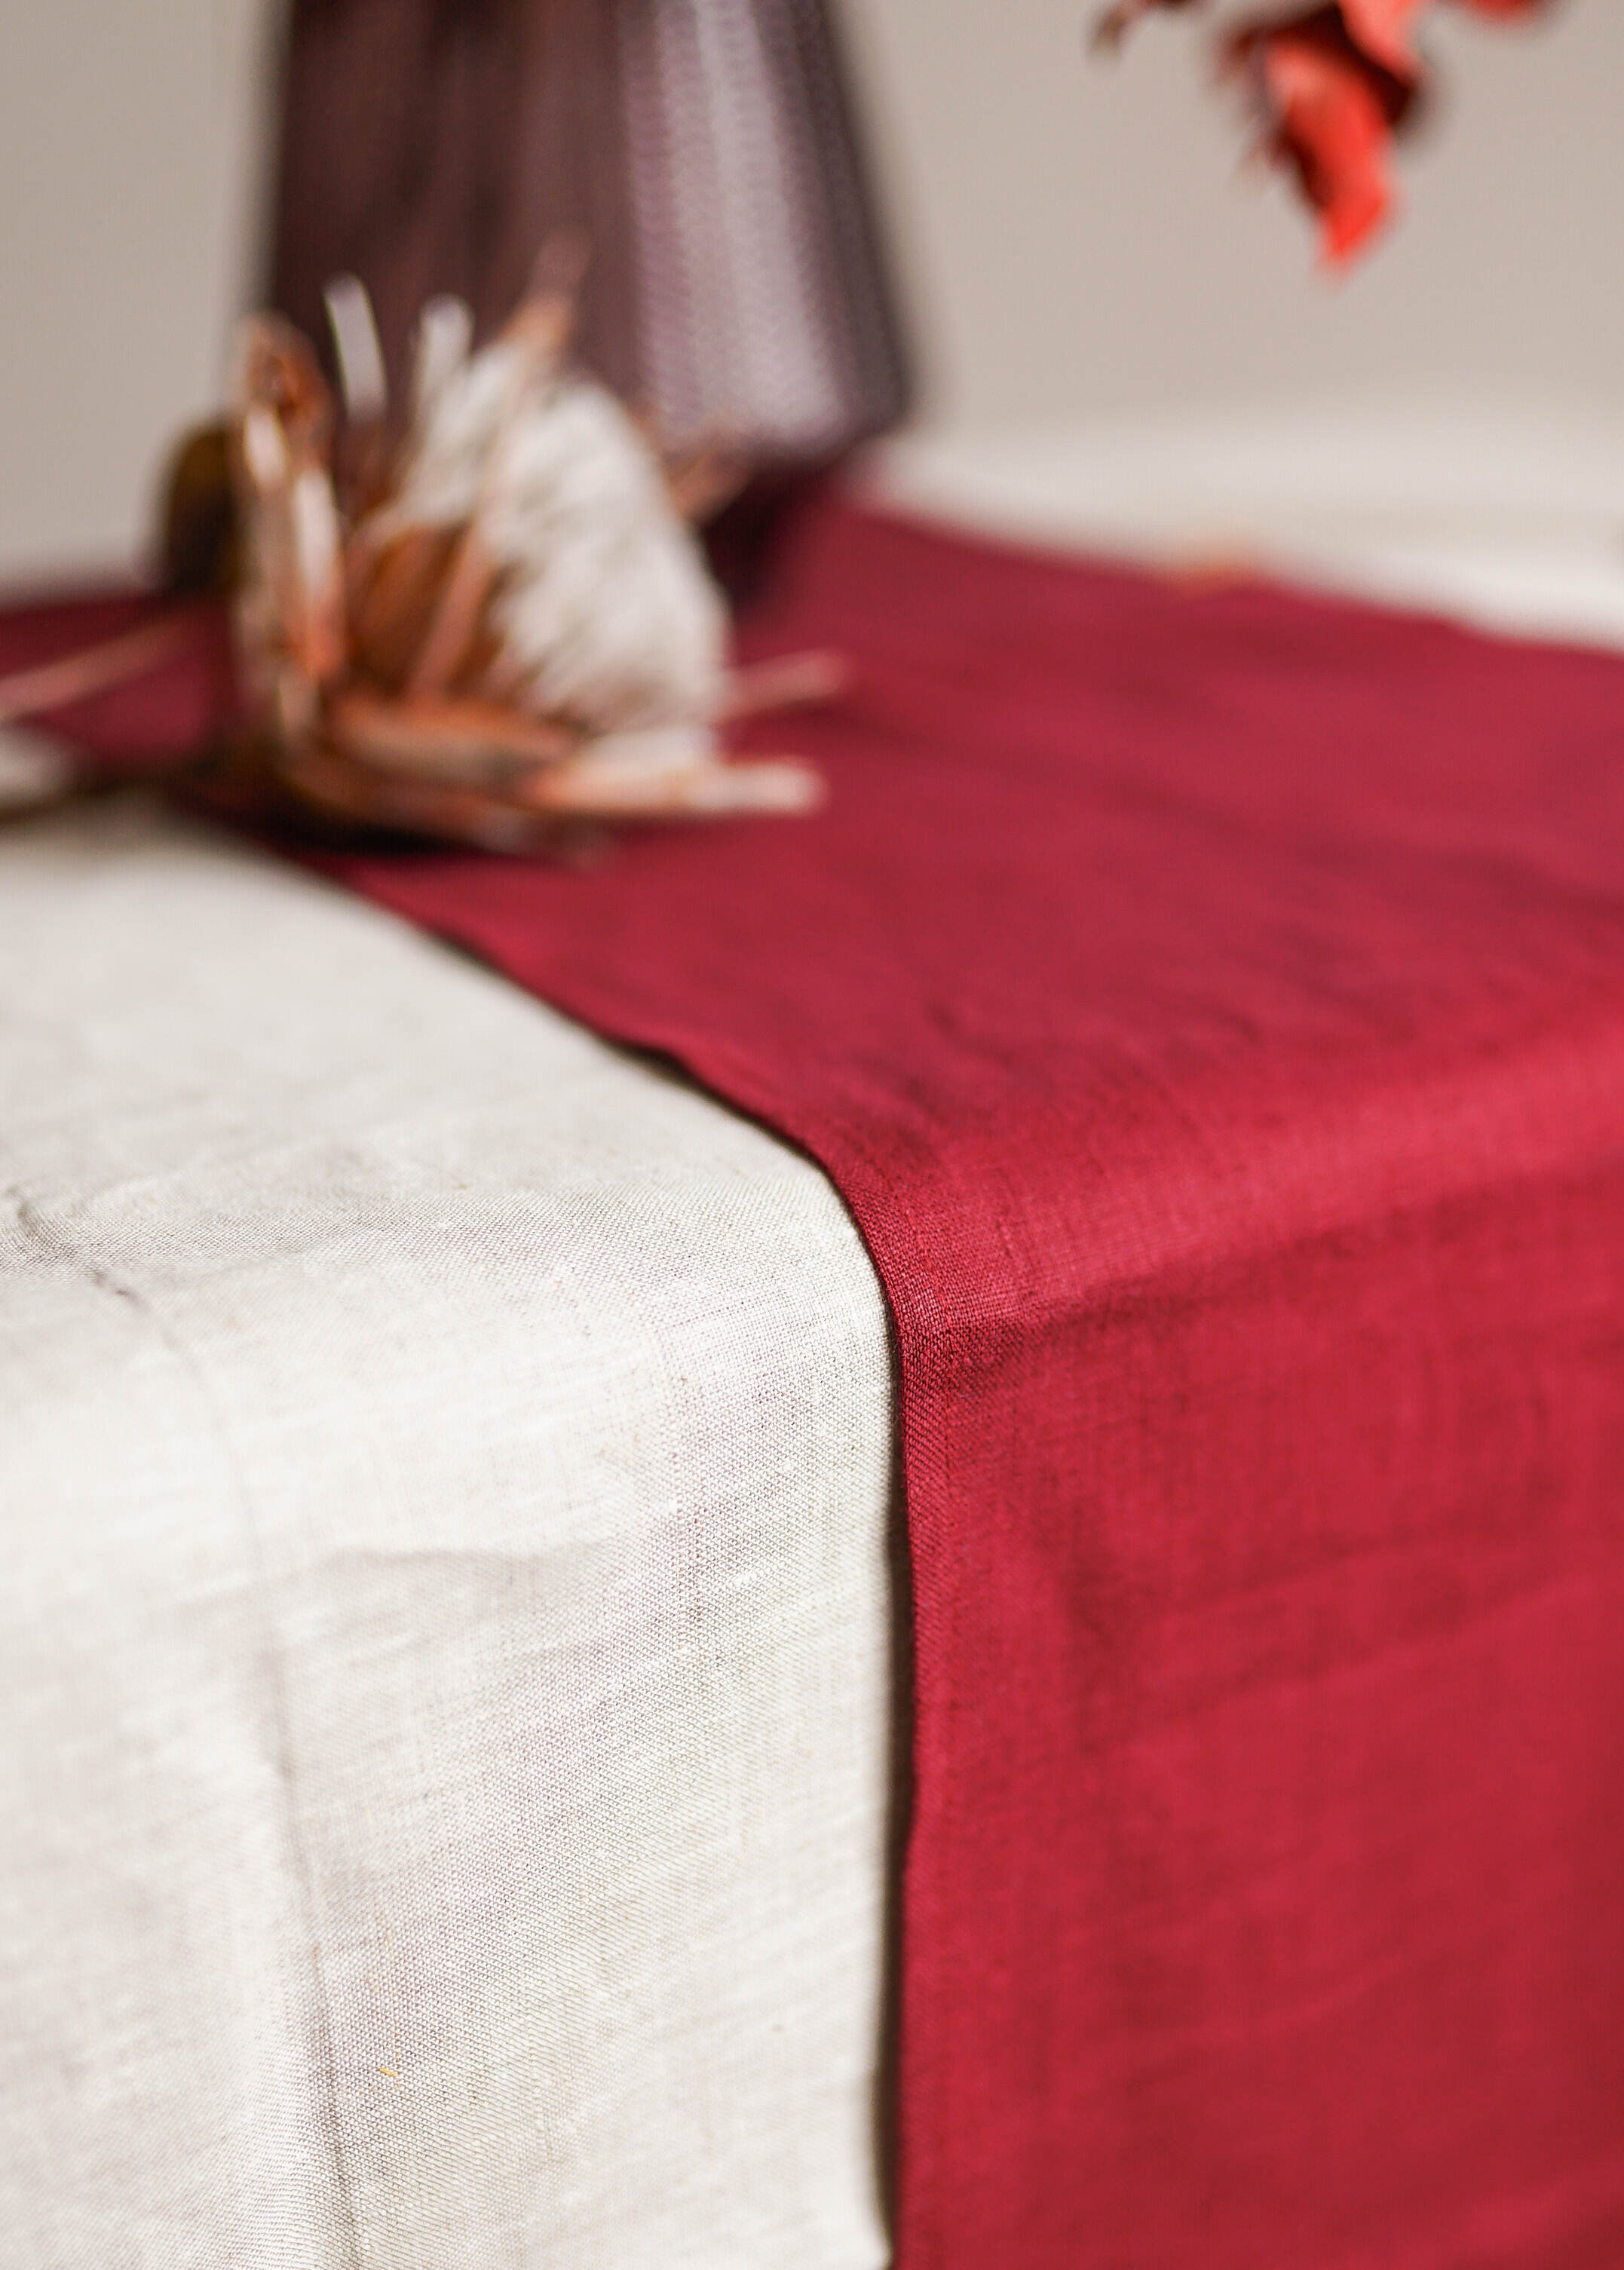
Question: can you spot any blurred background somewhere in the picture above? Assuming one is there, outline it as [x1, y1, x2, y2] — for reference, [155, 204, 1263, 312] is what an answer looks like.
[2, 0, 1622, 584]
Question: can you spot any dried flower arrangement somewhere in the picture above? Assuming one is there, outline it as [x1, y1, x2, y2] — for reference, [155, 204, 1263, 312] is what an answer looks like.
[198, 245, 844, 846]
[2, 247, 840, 848]
[1095, 1, 1557, 265]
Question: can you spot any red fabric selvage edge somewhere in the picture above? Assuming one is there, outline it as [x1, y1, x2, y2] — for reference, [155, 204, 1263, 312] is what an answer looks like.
[14, 496, 1624, 2268]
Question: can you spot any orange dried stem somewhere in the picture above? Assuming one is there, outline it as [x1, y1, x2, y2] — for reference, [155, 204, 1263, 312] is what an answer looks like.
[0, 609, 203, 728]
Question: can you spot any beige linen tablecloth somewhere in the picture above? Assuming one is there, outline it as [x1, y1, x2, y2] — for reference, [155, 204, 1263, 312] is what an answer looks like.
[0, 798, 895, 2269]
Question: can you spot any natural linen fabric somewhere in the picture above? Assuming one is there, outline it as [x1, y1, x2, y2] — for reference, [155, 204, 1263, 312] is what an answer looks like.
[329, 497, 1624, 2270]
[0, 796, 893, 2270]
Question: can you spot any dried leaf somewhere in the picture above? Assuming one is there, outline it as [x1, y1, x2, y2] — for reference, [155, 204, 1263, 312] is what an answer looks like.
[1225, 8, 1418, 265]
[1097, 0, 1561, 262]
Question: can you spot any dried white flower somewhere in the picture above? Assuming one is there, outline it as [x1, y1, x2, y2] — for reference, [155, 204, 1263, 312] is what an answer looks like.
[376, 332, 728, 735]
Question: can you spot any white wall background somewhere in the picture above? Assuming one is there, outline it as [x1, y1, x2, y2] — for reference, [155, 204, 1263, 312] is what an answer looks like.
[0, 0, 1619, 580]
[0, 0, 279, 581]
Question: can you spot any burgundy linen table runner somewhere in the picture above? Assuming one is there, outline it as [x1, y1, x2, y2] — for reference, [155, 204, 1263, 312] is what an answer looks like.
[12, 500, 1624, 2268]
